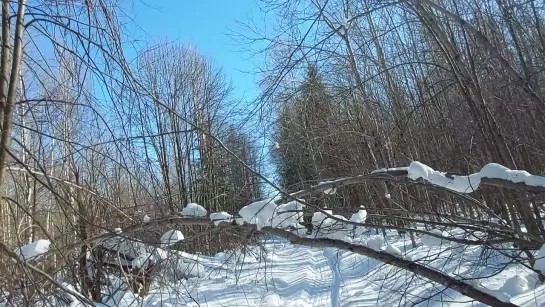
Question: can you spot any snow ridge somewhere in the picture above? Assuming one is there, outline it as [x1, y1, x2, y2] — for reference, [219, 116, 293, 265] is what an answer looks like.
[408, 161, 545, 193]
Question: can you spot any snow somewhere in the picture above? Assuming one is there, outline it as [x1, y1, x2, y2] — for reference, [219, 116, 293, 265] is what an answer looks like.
[238, 198, 277, 230]
[114, 228, 122, 234]
[181, 203, 207, 217]
[420, 229, 448, 247]
[266, 251, 281, 262]
[408, 161, 545, 193]
[312, 210, 333, 226]
[534, 243, 545, 274]
[61, 282, 76, 302]
[260, 293, 284, 306]
[215, 252, 229, 261]
[168, 258, 205, 279]
[210, 211, 233, 226]
[143, 215, 150, 223]
[349, 209, 367, 236]
[154, 248, 169, 260]
[160, 230, 184, 247]
[385, 193, 391, 199]
[371, 166, 410, 174]
[501, 275, 529, 296]
[367, 235, 385, 251]
[311, 210, 334, 238]
[54, 229, 545, 307]
[325, 215, 351, 240]
[95, 236, 149, 260]
[131, 253, 154, 269]
[272, 200, 305, 228]
[349, 209, 367, 223]
[385, 244, 402, 256]
[14, 239, 50, 261]
[318, 181, 337, 195]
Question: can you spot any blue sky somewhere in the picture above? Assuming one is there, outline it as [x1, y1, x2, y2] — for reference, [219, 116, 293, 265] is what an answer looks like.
[119, 1, 280, 189]
[122, 0, 269, 103]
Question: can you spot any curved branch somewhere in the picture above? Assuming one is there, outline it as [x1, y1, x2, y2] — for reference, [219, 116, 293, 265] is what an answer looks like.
[260, 226, 518, 307]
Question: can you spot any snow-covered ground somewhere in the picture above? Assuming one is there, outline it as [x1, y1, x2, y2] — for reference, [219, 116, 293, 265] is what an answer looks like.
[72, 229, 545, 307]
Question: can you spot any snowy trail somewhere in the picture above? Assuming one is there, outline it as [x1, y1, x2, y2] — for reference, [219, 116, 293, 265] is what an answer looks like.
[324, 247, 341, 307]
[93, 234, 545, 307]
[265, 242, 334, 306]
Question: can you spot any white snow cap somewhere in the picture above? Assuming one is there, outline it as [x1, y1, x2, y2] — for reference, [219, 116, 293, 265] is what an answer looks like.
[311, 210, 333, 238]
[181, 203, 207, 217]
[312, 210, 333, 226]
[408, 161, 545, 193]
[210, 212, 233, 226]
[143, 215, 150, 223]
[272, 200, 305, 228]
[160, 230, 184, 247]
[349, 209, 367, 223]
[349, 209, 367, 236]
[326, 215, 351, 240]
[238, 198, 277, 230]
[14, 239, 50, 261]
[386, 244, 402, 256]
[367, 236, 385, 251]
[501, 275, 529, 296]
[421, 229, 448, 247]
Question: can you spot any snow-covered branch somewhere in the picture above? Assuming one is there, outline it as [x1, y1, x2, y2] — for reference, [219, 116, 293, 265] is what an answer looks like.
[406, 161, 545, 193]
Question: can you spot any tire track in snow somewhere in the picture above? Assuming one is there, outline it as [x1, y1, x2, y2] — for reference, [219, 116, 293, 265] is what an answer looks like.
[324, 247, 341, 307]
[268, 245, 333, 306]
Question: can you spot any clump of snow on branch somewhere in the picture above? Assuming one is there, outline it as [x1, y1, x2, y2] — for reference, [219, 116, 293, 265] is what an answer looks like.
[181, 203, 207, 217]
[420, 229, 449, 247]
[311, 210, 333, 238]
[408, 161, 545, 193]
[386, 244, 402, 256]
[367, 236, 385, 251]
[308, 209, 366, 240]
[371, 167, 409, 174]
[501, 275, 529, 296]
[143, 215, 150, 223]
[349, 209, 367, 236]
[238, 198, 277, 230]
[210, 212, 233, 226]
[318, 181, 337, 195]
[114, 228, 122, 234]
[15, 239, 50, 261]
[326, 215, 352, 240]
[160, 230, 184, 247]
[272, 200, 305, 228]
